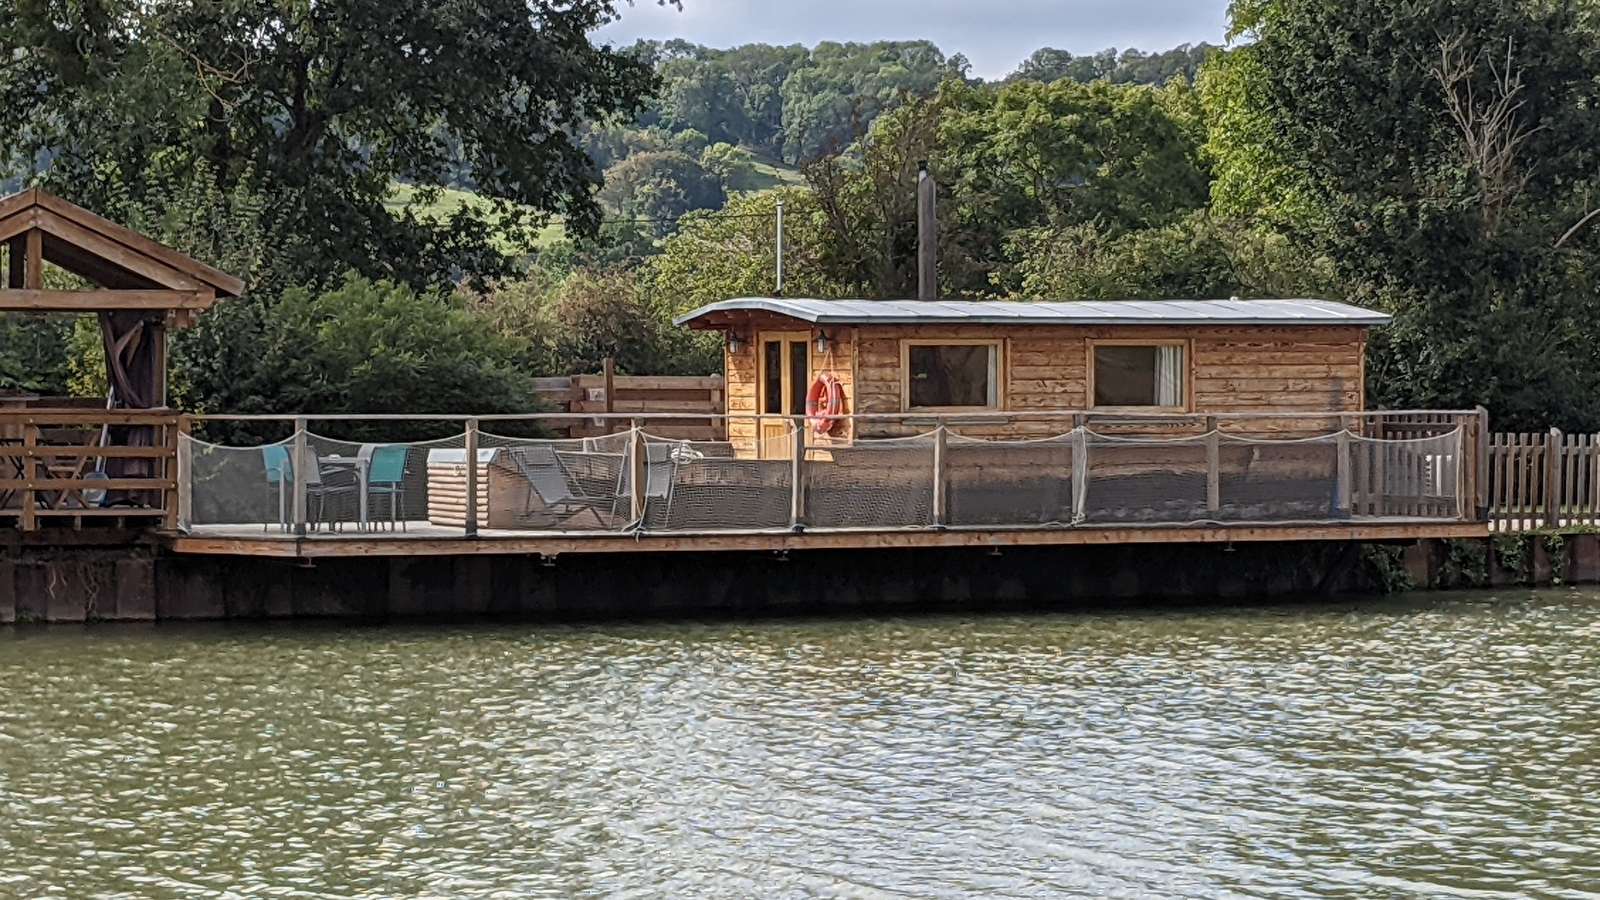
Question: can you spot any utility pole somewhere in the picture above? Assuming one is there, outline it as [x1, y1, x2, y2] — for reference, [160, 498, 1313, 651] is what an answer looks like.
[917, 162, 937, 300]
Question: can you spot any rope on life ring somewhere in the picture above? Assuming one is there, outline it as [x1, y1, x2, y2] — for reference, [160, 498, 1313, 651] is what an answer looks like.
[805, 373, 845, 435]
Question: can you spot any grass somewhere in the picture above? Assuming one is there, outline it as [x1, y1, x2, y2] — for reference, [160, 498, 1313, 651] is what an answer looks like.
[385, 183, 564, 250]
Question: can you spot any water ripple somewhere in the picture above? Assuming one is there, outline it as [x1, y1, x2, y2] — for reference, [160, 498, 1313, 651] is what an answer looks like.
[1, 591, 1598, 898]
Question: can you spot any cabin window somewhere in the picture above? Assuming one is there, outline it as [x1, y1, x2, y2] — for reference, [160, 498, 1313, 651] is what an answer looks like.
[1091, 343, 1187, 408]
[904, 342, 1000, 409]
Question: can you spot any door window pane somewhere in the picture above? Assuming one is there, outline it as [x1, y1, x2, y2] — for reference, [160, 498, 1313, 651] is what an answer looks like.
[763, 341, 783, 414]
[908, 345, 995, 408]
[790, 341, 809, 416]
[1093, 345, 1184, 407]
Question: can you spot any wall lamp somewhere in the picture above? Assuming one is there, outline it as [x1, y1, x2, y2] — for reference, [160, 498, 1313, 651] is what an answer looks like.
[726, 331, 745, 354]
[814, 331, 831, 354]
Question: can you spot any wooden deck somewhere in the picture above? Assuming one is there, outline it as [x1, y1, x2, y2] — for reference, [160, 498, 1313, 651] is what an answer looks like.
[167, 520, 1491, 558]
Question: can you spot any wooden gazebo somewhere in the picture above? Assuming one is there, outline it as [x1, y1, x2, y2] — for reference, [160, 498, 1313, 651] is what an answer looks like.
[0, 188, 244, 530]
[0, 188, 244, 407]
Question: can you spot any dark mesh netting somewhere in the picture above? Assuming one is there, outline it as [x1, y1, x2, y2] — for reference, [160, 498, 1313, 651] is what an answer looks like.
[946, 433, 1077, 527]
[638, 434, 792, 532]
[804, 435, 936, 529]
[1081, 432, 1212, 524]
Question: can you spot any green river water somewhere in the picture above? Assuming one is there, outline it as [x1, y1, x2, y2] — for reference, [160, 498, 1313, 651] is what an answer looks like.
[1, 590, 1597, 898]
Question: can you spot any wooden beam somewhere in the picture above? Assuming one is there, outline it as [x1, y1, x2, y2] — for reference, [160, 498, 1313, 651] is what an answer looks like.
[0, 208, 40, 245]
[164, 520, 1493, 559]
[32, 190, 245, 296]
[5, 236, 22, 289]
[0, 188, 39, 223]
[24, 228, 41, 289]
[34, 208, 202, 291]
[0, 288, 215, 312]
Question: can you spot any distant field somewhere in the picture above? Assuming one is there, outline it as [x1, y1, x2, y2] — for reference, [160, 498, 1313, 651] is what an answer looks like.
[386, 158, 806, 248]
[385, 184, 563, 249]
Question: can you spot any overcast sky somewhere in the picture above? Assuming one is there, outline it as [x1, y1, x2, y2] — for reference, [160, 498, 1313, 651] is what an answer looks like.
[596, 0, 1234, 81]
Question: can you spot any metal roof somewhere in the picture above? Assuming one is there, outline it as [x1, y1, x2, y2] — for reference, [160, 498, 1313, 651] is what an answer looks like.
[674, 297, 1391, 327]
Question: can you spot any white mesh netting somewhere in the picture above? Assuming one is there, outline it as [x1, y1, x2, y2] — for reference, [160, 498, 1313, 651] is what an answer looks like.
[179, 426, 1464, 534]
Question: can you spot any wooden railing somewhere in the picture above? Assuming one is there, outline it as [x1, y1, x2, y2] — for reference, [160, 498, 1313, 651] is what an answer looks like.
[532, 359, 725, 441]
[1487, 428, 1600, 531]
[0, 409, 183, 531]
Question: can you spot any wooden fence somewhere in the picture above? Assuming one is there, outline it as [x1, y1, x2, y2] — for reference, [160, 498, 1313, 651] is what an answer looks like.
[1487, 429, 1600, 531]
[1, 408, 182, 531]
[532, 360, 724, 441]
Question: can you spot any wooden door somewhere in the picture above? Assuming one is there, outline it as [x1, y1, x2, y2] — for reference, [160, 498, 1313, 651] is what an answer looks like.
[758, 332, 811, 459]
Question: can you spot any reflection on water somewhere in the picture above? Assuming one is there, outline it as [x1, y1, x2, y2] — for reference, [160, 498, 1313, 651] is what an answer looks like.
[2, 592, 1598, 898]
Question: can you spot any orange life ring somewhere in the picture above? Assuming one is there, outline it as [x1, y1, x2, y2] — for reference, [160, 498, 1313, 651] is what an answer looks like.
[805, 373, 845, 434]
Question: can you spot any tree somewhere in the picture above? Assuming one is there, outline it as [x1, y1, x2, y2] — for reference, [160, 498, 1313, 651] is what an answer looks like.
[648, 188, 843, 310]
[1225, 0, 1600, 430]
[1007, 45, 1217, 86]
[599, 151, 727, 233]
[0, 0, 660, 291]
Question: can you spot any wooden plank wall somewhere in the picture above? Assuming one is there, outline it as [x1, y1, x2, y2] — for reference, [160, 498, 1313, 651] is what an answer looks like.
[850, 324, 1365, 439]
[531, 370, 725, 442]
[725, 322, 856, 457]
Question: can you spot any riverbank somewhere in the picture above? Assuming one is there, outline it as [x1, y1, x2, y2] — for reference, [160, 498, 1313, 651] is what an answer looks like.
[2, 532, 1595, 622]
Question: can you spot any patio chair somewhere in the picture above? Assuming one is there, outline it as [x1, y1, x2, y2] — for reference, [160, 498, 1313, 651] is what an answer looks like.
[260, 444, 360, 532]
[508, 445, 623, 529]
[360, 444, 409, 532]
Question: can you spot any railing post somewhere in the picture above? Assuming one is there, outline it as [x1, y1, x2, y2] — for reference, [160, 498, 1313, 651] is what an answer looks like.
[629, 423, 647, 527]
[790, 416, 806, 530]
[603, 357, 616, 435]
[20, 420, 36, 532]
[168, 415, 191, 532]
[1336, 418, 1352, 519]
[1205, 415, 1220, 516]
[1545, 426, 1562, 528]
[1475, 406, 1490, 521]
[464, 418, 480, 537]
[292, 417, 308, 537]
[932, 423, 948, 527]
[1455, 419, 1468, 521]
[1071, 415, 1088, 523]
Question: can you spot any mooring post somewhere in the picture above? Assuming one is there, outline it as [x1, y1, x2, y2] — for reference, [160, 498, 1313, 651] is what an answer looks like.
[1205, 415, 1221, 516]
[790, 416, 806, 529]
[630, 421, 647, 526]
[1546, 426, 1563, 528]
[932, 423, 949, 527]
[464, 418, 480, 538]
[292, 417, 308, 537]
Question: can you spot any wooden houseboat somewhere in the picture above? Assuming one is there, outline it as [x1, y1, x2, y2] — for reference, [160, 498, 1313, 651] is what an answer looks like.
[674, 297, 1391, 457]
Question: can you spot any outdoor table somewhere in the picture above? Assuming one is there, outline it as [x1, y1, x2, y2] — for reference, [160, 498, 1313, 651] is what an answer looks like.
[320, 454, 372, 530]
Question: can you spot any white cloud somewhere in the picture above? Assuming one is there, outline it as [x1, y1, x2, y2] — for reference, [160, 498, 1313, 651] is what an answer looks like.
[597, 0, 1231, 80]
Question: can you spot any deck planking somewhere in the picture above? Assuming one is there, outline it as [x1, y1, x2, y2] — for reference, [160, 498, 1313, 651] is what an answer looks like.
[167, 520, 1491, 559]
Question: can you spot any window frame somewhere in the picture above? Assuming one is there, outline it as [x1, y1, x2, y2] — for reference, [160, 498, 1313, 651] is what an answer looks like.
[1086, 338, 1193, 412]
[900, 339, 1006, 412]
[755, 330, 813, 416]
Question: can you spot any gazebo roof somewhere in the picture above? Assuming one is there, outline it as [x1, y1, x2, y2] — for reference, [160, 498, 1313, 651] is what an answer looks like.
[0, 188, 244, 323]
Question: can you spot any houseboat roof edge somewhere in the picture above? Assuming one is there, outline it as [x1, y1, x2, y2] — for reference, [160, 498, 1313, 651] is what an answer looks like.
[674, 297, 1391, 328]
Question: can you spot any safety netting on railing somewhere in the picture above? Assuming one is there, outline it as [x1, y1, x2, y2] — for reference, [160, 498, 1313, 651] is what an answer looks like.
[946, 432, 1077, 527]
[804, 434, 936, 530]
[179, 424, 1465, 535]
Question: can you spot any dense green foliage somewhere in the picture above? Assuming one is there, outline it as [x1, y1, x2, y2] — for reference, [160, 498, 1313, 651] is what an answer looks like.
[8, 2, 1600, 436]
[1007, 44, 1218, 85]
[1222, 0, 1600, 430]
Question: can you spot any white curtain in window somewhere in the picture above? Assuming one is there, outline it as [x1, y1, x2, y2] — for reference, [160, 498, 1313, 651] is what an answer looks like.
[1155, 346, 1183, 407]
